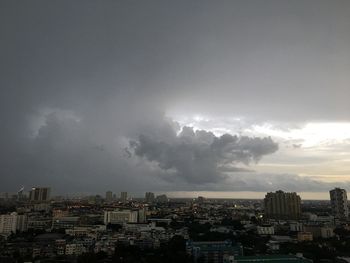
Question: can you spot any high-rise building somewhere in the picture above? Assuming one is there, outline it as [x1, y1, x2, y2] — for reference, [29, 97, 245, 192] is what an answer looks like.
[120, 192, 128, 202]
[29, 187, 51, 202]
[330, 187, 349, 219]
[197, 196, 205, 204]
[105, 191, 113, 202]
[16, 214, 28, 232]
[17, 186, 25, 201]
[264, 190, 301, 220]
[138, 207, 147, 223]
[145, 192, 155, 203]
[0, 212, 18, 235]
[156, 194, 168, 203]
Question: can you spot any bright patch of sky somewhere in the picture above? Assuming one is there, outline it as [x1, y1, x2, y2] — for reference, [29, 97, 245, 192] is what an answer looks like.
[171, 114, 350, 183]
[172, 114, 350, 146]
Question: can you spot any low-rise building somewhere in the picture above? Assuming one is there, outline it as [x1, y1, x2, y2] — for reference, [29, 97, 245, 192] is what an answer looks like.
[27, 216, 52, 230]
[52, 216, 80, 229]
[65, 225, 106, 237]
[65, 243, 85, 256]
[290, 222, 303, 232]
[297, 232, 313, 242]
[231, 254, 312, 263]
[257, 225, 275, 235]
[303, 225, 322, 238]
[321, 226, 335, 238]
[52, 209, 69, 218]
[186, 240, 243, 263]
[104, 210, 138, 224]
[55, 239, 66, 255]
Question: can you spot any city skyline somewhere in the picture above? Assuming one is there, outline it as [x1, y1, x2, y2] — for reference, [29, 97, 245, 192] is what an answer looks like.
[1, 1, 350, 199]
[0, 188, 344, 201]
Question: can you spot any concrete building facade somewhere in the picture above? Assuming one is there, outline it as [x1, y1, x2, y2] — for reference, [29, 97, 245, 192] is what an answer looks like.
[264, 190, 301, 220]
[29, 187, 51, 202]
[330, 188, 348, 219]
[0, 212, 17, 235]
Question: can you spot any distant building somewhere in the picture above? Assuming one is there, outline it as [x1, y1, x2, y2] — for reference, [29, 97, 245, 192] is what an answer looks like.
[232, 255, 312, 263]
[33, 202, 51, 212]
[138, 207, 147, 223]
[52, 209, 69, 218]
[297, 232, 313, 242]
[197, 196, 205, 204]
[52, 217, 80, 229]
[303, 225, 322, 238]
[330, 188, 349, 219]
[0, 192, 9, 200]
[29, 187, 51, 202]
[156, 194, 168, 203]
[257, 225, 275, 235]
[65, 243, 85, 255]
[0, 212, 17, 235]
[120, 192, 128, 202]
[17, 186, 25, 201]
[16, 214, 28, 232]
[88, 195, 103, 205]
[105, 191, 113, 202]
[264, 190, 301, 220]
[321, 226, 335, 239]
[104, 210, 138, 224]
[290, 222, 303, 232]
[27, 217, 52, 230]
[145, 192, 155, 203]
[186, 240, 243, 263]
[55, 239, 66, 255]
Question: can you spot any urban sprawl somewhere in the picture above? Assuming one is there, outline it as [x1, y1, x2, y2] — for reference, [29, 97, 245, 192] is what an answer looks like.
[0, 187, 350, 263]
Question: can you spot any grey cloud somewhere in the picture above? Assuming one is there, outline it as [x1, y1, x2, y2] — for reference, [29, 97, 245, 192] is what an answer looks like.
[15, 110, 173, 194]
[217, 166, 254, 173]
[292, 144, 302, 148]
[224, 173, 350, 192]
[171, 173, 350, 193]
[130, 126, 278, 183]
[1, 0, 350, 193]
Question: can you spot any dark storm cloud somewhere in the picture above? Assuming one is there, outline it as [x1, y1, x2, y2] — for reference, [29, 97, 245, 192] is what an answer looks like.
[130, 126, 278, 183]
[0, 0, 350, 193]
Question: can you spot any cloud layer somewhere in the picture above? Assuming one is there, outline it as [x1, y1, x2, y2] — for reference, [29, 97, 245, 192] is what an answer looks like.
[131, 126, 278, 183]
[1, 1, 350, 195]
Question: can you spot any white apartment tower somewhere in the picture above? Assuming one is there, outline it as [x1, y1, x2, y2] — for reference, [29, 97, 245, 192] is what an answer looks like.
[330, 187, 349, 219]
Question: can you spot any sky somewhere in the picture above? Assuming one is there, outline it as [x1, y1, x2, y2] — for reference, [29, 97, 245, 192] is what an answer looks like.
[1, 0, 350, 199]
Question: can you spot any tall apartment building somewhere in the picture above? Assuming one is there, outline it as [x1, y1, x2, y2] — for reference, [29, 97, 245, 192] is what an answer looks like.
[0, 212, 18, 235]
[264, 190, 301, 220]
[120, 192, 128, 202]
[105, 191, 113, 202]
[330, 187, 349, 219]
[16, 214, 28, 232]
[138, 207, 147, 223]
[156, 194, 168, 203]
[29, 187, 51, 202]
[145, 192, 155, 203]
